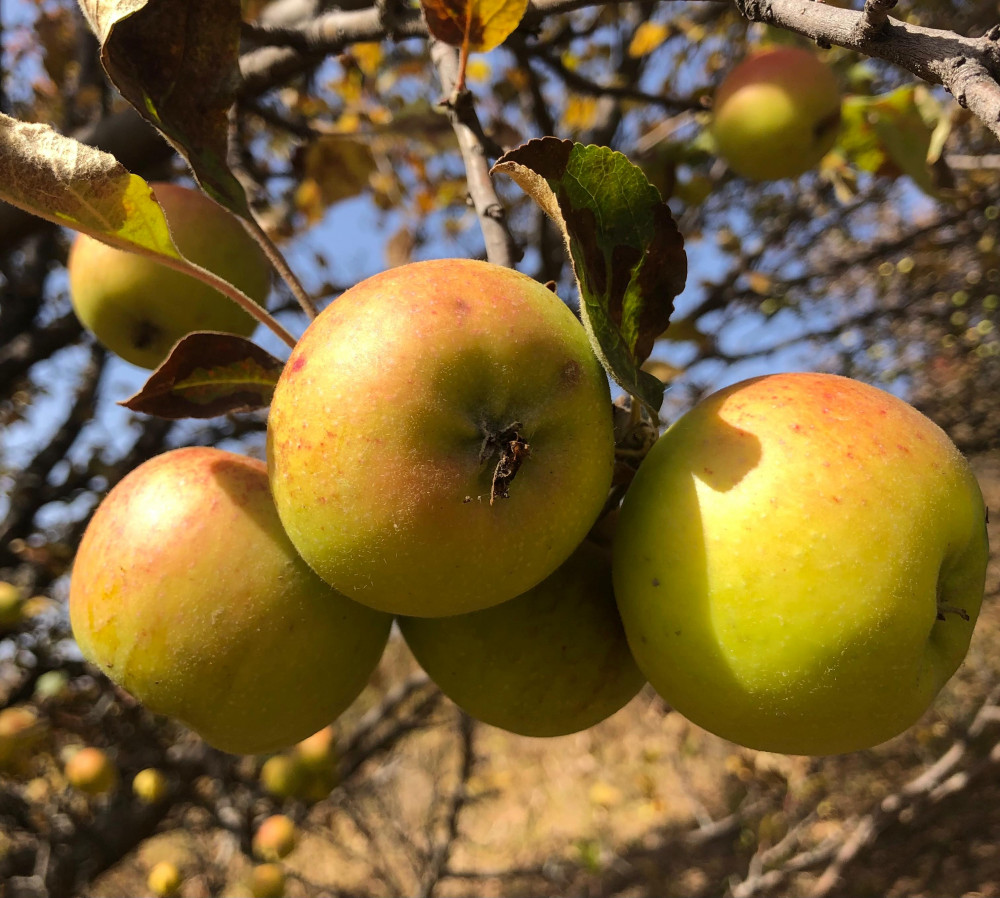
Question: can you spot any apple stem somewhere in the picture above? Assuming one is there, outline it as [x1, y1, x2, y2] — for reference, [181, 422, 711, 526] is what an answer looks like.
[240, 216, 319, 321]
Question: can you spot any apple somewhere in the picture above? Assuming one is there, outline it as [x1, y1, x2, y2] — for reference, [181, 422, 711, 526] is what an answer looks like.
[133, 767, 170, 804]
[398, 536, 645, 737]
[613, 372, 989, 755]
[69, 447, 393, 755]
[267, 258, 616, 617]
[712, 47, 841, 181]
[0, 582, 22, 627]
[65, 746, 118, 794]
[292, 725, 336, 772]
[0, 706, 47, 769]
[67, 182, 272, 369]
[147, 861, 183, 898]
[249, 864, 285, 898]
[259, 754, 309, 799]
[253, 814, 298, 861]
[33, 670, 71, 702]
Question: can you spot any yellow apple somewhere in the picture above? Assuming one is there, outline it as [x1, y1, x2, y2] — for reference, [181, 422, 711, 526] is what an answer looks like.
[65, 746, 118, 795]
[69, 447, 392, 755]
[0, 582, 23, 627]
[267, 258, 615, 617]
[249, 864, 285, 898]
[259, 754, 308, 799]
[133, 767, 170, 804]
[398, 537, 645, 736]
[252, 814, 298, 861]
[614, 372, 989, 755]
[0, 705, 47, 770]
[147, 861, 183, 898]
[712, 47, 841, 181]
[67, 182, 272, 369]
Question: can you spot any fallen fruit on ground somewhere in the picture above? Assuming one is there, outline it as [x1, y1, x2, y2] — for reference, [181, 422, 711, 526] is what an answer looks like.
[133, 767, 169, 804]
[249, 863, 286, 898]
[253, 814, 298, 861]
[69, 447, 392, 755]
[0, 705, 47, 769]
[399, 536, 646, 737]
[712, 47, 841, 181]
[614, 372, 989, 755]
[67, 182, 272, 369]
[65, 746, 118, 795]
[147, 861, 183, 898]
[0, 582, 22, 627]
[267, 258, 615, 617]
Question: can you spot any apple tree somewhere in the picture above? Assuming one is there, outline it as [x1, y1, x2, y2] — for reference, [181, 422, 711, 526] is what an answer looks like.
[1, 0, 999, 895]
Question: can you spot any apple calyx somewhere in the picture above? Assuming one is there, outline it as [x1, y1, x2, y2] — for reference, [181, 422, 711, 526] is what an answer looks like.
[133, 319, 163, 351]
[478, 421, 531, 505]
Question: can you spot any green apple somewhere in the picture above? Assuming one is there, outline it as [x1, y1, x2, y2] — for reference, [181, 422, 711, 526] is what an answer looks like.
[65, 746, 118, 795]
[133, 767, 170, 804]
[267, 258, 615, 617]
[712, 47, 841, 181]
[614, 372, 989, 755]
[147, 861, 183, 898]
[253, 814, 298, 861]
[69, 447, 392, 755]
[67, 182, 272, 369]
[398, 537, 646, 737]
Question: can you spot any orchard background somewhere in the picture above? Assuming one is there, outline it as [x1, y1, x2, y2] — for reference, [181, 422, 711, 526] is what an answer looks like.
[2, 0, 1000, 895]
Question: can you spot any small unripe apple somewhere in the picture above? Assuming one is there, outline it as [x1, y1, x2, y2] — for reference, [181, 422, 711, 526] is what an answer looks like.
[249, 863, 285, 898]
[712, 47, 841, 181]
[399, 537, 645, 736]
[133, 767, 170, 804]
[614, 372, 989, 755]
[147, 860, 183, 898]
[259, 754, 308, 799]
[65, 746, 118, 795]
[268, 258, 616, 617]
[67, 182, 272, 369]
[252, 814, 298, 861]
[69, 447, 392, 755]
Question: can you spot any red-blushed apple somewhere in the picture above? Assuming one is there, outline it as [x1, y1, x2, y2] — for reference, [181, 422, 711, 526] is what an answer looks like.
[67, 182, 272, 369]
[267, 258, 616, 617]
[253, 814, 298, 861]
[69, 447, 393, 755]
[398, 536, 646, 737]
[613, 372, 989, 755]
[65, 746, 118, 795]
[712, 47, 841, 181]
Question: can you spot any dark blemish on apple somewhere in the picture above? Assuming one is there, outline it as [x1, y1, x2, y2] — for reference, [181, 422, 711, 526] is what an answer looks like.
[559, 359, 582, 388]
[652, 578, 660, 586]
[704, 467, 714, 476]
[674, 630, 681, 636]
[290, 355, 307, 373]
[133, 319, 162, 350]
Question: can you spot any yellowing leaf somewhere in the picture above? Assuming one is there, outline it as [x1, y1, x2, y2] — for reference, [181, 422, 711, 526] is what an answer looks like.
[466, 59, 492, 82]
[562, 95, 599, 132]
[628, 22, 670, 58]
[419, 0, 529, 53]
[296, 137, 378, 220]
[351, 42, 383, 79]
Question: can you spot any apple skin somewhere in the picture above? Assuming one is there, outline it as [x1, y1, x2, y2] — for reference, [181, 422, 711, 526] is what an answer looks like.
[712, 47, 841, 181]
[267, 258, 615, 617]
[613, 372, 989, 755]
[67, 182, 272, 369]
[398, 537, 646, 737]
[148, 861, 183, 898]
[69, 447, 393, 755]
[133, 767, 169, 804]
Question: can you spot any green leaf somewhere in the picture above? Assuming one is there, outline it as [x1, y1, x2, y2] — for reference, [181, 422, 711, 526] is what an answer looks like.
[839, 86, 943, 197]
[120, 332, 285, 419]
[78, 0, 250, 216]
[0, 112, 180, 258]
[492, 138, 687, 415]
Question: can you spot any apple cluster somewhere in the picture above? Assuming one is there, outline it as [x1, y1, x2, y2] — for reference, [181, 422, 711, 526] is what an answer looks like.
[68, 255, 990, 757]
